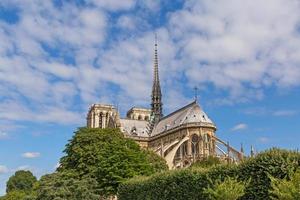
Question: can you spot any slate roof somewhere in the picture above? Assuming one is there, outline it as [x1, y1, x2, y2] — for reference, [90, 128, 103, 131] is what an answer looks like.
[151, 101, 215, 136]
[120, 101, 215, 138]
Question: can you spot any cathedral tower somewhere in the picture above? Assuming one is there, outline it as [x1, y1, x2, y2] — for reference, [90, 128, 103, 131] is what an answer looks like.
[151, 35, 163, 124]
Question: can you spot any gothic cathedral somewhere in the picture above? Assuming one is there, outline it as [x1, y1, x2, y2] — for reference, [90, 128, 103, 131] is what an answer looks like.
[86, 39, 243, 169]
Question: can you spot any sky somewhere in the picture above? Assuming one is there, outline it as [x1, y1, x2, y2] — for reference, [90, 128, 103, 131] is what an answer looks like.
[0, 0, 300, 195]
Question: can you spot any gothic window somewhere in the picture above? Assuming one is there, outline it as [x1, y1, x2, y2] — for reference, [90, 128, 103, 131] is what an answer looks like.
[99, 112, 103, 128]
[191, 134, 199, 155]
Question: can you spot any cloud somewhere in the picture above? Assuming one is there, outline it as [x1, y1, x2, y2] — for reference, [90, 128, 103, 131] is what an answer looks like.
[167, 0, 300, 102]
[258, 137, 270, 144]
[87, 0, 136, 11]
[0, 0, 300, 132]
[273, 110, 298, 117]
[231, 123, 248, 131]
[16, 165, 31, 171]
[0, 131, 9, 140]
[0, 165, 8, 174]
[243, 107, 298, 117]
[22, 152, 41, 159]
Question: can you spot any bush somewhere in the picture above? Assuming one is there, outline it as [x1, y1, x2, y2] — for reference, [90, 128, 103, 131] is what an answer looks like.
[204, 177, 246, 200]
[118, 164, 238, 200]
[238, 148, 300, 200]
[118, 148, 300, 200]
[269, 170, 300, 200]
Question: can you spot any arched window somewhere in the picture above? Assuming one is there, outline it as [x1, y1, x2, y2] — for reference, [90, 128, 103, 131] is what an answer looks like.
[138, 115, 142, 120]
[191, 134, 199, 155]
[99, 112, 103, 128]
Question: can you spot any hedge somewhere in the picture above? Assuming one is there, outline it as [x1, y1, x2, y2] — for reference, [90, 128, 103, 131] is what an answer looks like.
[118, 165, 238, 200]
[118, 148, 300, 200]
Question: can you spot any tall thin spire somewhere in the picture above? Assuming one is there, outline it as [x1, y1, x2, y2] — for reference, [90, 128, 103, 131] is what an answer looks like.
[151, 33, 163, 124]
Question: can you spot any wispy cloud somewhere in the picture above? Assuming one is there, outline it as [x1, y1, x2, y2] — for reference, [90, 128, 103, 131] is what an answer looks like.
[273, 110, 298, 117]
[0, 165, 8, 174]
[258, 137, 270, 144]
[243, 107, 298, 117]
[0, 131, 9, 140]
[231, 123, 248, 131]
[21, 152, 41, 159]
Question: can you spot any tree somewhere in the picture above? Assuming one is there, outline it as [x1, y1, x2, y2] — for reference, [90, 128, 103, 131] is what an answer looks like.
[35, 171, 100, 200]
[58, 128, 168, 196]
[204, 177, 246, 200]
[0, 191, 27, 200]
[270, 170, 300, 200]
[6, 170, 37, 193]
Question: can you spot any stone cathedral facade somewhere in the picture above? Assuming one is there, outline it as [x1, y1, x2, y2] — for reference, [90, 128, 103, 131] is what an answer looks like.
[86, 41, 243, 169]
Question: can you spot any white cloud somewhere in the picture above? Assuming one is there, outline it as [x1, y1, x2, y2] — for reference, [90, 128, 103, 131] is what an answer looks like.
[258, 137, 270, 144]
[231, 123, 248, 131]
[0, 165, 8, 174]
[0, 0, 300, 129]
[87, 0, 136, 11]
[243, 107, 298, 117]
[167, 0, 300, 102]
[0, 131, 9, 140]
[16, 165, 31, 171]
[273, 110, 298, 117]
[22, 152, 41, 159]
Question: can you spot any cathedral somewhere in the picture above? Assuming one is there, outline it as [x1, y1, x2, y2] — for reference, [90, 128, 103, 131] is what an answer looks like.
[86, 39, 243, 169]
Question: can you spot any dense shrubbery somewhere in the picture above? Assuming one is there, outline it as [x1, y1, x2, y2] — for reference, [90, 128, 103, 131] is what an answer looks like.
[203, 177, 247, 200]
[270, 170, 300, 200]
[118, 165, 238, 200]
[118, 148, 300, 200]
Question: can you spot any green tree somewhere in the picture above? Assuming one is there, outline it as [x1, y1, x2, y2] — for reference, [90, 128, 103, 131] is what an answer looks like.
[35, 171, 100, 200]
[204, 177, 246, 200]
[6, 170, 37, 193]
[0, 191, 27, 200]
[270, 170, 300, 200]
[58, 128, 167, 196]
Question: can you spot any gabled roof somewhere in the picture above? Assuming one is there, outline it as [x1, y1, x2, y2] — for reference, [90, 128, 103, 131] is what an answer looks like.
[151, 101, 215, 136]
[119, 119, 149, 137]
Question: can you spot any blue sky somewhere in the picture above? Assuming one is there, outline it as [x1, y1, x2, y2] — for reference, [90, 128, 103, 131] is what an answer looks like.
[1, 0, 300, 195]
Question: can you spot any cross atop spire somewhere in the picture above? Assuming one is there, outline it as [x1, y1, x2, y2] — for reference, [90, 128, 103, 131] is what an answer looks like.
[151, 33, 163, 124]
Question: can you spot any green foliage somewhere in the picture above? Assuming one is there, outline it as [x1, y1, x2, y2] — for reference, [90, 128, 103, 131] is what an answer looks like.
[58, 127, 167, 196]
[118, 164, 238, 200]
[6, 170, 37, 193]
[118, 148, 300, 200]
[269, 170, 300, 200]
[0, 191, 27, 200]
[190, 155, 222, 168]
[204, 177, 246, 200]
[238, 148, 300, 200]
[34, 171, 100, 200]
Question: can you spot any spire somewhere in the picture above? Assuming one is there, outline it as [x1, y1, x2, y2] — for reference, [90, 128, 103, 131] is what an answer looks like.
[151, 33, 163, 124]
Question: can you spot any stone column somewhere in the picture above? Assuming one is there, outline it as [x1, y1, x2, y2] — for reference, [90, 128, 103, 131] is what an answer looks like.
[95, 112, 100, 128]
[187, 129, 192, 156]
[102, 112, 106, 128]
[91, 112, 95, 128]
